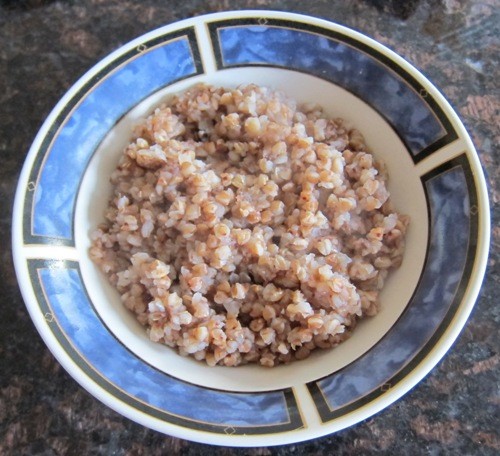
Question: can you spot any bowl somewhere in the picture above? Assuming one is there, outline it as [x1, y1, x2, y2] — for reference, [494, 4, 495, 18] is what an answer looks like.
[12, 10, 490, 446]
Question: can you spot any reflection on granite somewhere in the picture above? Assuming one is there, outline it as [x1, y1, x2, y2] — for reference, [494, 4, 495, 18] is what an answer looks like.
[0, 0, 498, 454]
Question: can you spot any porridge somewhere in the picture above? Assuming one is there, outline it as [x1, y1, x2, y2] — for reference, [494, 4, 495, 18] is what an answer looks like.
[90, 84, 409, 367]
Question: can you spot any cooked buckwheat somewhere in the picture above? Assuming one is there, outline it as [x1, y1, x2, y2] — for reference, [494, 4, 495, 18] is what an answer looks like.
[90, 84, 409, 367]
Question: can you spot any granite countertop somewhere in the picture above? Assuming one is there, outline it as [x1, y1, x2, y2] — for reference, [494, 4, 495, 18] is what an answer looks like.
[1, 0, 498, 454]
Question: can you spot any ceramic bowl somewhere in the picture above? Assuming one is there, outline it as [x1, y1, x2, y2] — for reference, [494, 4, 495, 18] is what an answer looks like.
[12, 10, 490, 446]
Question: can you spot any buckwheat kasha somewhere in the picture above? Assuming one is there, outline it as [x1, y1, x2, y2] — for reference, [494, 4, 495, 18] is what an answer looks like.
[90, 84, 409, 367]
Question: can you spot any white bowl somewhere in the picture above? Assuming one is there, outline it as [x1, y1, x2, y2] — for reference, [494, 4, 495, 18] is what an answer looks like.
[12, 10, 490, 446]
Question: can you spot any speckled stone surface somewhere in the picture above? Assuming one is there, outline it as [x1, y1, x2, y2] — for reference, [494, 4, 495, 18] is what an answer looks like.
[1, 0, 498, 454]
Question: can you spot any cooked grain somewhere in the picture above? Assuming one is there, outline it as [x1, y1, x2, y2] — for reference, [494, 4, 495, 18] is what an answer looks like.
[90, 84, 409, 367]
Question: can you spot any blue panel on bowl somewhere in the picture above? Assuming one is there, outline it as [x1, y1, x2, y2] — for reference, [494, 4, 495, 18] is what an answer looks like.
[209, 19, 457, 159]
[29, 260, 303, 434]
[26, 31, 202, 245]
[307, 154, 478, 422]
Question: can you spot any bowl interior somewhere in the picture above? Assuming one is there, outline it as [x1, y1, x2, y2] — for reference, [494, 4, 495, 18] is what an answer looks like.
[75, 66, 428, 392]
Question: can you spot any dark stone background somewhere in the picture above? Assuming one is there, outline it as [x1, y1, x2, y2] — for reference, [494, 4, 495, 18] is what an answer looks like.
[1, 0, 498, 454]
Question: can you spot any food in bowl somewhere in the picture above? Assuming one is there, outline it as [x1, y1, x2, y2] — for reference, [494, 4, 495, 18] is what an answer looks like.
[90, 83, 409, 367]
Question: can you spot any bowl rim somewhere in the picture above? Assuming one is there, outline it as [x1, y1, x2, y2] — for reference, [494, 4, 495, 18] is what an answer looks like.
[12, 9, 491, 446]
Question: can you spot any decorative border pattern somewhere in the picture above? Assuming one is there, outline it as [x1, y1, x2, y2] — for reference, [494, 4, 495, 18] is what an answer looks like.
[207, 18, 458, 162]
[307, 154, 478, 422]
[29, 259, 304, 435]
[24, 28, 203, 246]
